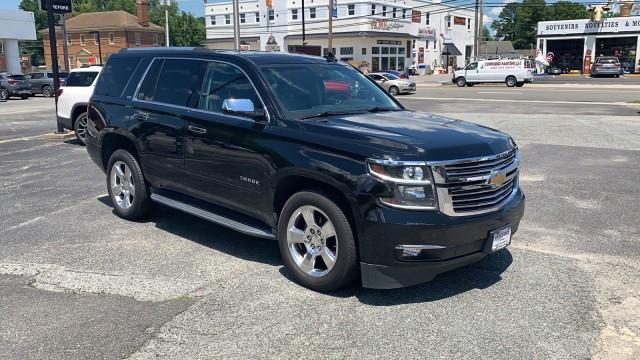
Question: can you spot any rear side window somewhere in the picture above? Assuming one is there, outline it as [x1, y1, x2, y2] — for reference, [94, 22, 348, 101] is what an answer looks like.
[136, 58, 207, 108]
[30, 73, 45, 79]
[50, 72, 69, 78]
[94, 57, 141, 97]
[9, 75, 26, 80]
[65, 72, 99, 86]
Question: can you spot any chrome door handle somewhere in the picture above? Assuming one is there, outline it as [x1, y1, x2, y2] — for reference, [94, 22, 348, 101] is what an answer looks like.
[188, 125, 207, 134]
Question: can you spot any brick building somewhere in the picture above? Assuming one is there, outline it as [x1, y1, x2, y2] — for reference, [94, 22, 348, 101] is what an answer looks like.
[42, 1, 163, 70]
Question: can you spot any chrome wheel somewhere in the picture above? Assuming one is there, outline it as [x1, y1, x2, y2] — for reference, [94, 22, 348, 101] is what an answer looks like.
[110, 161, 135, 209]
[0, 89, 8, 101]
[42, 85, 53, 97]
[287, 205, 338, 277]
[389, 86, 399, 95]
[75, 114, 88, 143]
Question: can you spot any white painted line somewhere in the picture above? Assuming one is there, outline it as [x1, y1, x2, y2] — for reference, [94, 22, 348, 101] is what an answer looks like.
[478, 91, 523, 95]
[0, 134, 49, 144]
[0, 108, 55, 115]
[404, 96, 632, 106]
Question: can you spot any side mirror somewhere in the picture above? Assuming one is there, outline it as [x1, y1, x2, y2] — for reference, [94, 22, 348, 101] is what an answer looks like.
[222, 98, 255, 114]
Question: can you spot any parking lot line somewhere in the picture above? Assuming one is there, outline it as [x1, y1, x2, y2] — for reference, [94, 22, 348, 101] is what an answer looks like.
[406, 96, 632, 106]
[0, 134, 48, 144]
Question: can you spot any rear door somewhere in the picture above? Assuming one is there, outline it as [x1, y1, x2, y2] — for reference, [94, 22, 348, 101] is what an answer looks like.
[28, 72, 44, 92]
[59, 70, 100, 117]
[131, 58, 208, 192]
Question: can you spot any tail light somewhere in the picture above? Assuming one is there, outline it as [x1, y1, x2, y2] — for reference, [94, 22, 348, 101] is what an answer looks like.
[56, 88, 63, 97]
[594, 63, 602, 67]
[7, 79, 17, 85]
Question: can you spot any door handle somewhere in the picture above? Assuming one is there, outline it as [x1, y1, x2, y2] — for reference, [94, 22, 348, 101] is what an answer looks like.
[188, 125, 207, 134]
[133, 112, 149, 121]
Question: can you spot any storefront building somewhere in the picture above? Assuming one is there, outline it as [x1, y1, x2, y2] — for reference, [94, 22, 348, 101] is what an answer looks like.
[0, 10, 37, 73]
[537, 16, 640, 73]
[203, 0, 475, 73]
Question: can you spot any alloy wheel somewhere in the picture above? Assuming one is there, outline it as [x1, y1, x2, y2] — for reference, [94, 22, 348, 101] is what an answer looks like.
[0, 89, 8, 101]
[75, 115, 88, 143]
[286, 205, 338, 277]
[42, 86, 53, 97]
[110, 161, 136, 209]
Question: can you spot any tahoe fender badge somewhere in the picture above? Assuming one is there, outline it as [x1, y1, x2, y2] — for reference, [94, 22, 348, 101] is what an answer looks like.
[240, 176, 260, 186]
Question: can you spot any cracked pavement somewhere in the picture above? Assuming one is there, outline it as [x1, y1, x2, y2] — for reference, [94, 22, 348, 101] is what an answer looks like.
[1, 92, 639, 359]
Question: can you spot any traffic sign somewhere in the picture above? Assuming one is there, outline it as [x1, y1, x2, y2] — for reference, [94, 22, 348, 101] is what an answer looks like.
[39, 0, 73, 14]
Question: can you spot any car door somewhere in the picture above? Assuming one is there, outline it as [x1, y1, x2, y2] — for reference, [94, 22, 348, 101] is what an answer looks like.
[28, 72, 43, 92]
[130, 58, 207, 193]
[464, 62, 479, 82]
[182, 60, 271, 219]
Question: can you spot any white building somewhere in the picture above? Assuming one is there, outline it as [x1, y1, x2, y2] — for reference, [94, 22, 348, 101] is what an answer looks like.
[537, 16, 640, 73]
[0, 10, 37, 73]
[203, 0, 475, 72]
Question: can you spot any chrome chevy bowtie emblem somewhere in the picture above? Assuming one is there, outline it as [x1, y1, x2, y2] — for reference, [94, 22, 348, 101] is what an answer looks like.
[488, 170, 507, 187]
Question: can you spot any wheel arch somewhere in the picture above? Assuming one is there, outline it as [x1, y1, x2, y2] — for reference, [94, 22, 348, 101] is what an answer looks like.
[100, 130, 141, 171]
[70, 103, 88, 127]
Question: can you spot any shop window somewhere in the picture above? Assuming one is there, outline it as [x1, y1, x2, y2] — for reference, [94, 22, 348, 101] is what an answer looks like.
[323, 48, 336, 56]
[340, 47, 354, 55]
[390, 57, 396, 70]
[371, 4, 375, 16]
[390, 47, 397, 55]
[226, 14, 231, 24]
[372, 47, 380, 54]
[292, 9, 298, 20]
[398, 57, 405, 71]
[240, 13, 246, 23]
[310, 8, 316, 19]
[398, 47, 405, 54]
[348, 4, 355, 16]
[371, 57, 380, 72]
[382, 47, 389, 54]
[362, 48, 366, 55]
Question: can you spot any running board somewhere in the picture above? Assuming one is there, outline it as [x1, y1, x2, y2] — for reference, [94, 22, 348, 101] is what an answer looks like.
[150, 193, 275, 239]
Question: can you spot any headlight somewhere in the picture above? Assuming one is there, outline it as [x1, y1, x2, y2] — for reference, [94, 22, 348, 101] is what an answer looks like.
[367, 159, 437, 210]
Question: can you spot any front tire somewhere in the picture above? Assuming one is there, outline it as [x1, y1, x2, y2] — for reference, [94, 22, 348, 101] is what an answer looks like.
[278, 190, 358, 291]
[106, 149, 154, 220]
[506, 76, 517, 87]
[0, 88, 8, 101]
[515, 82, 524, 87]
[20, 94, 28, 100]
[42, 85, 53, 97]
[388, 86, 399, 96]
[456, 77, 466, 87]
[74, 112, 88, 145]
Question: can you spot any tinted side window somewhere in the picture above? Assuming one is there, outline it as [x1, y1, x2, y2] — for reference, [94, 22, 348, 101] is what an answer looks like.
[137, 58, 207, 108]
[94, 57, 141, 97]
[30, 73, 45, 79]
[9, 75, 27, 80]
[65, 72, 99, 86]
[466, 62, 478, 70]
[199, 62, 264, 117]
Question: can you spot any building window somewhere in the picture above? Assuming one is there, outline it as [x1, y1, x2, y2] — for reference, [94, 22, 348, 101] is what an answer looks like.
[362, 47, 366, 55]
[402, 9, 407, 19]
[348, 4, 355, 16]
[467, 18, 471, 30]
[426, 40, 429, 50]
[412, 39, 415, 49]
[80, 34, 85, 46]
[292, 9, 298, 20]
[135, 32, 141, 45]
[309, 8, 316, 19]
[382, 6, 386, 17]
[94, 33, 99, 45]
[433, 40, 436, 50]
[108, 32, 115, 45]
[447, 16, 451, 29]
[210, 16, 216, 25]
[240, 13, 245, 23]
[268, 9, 274, 21]
[322, 47, 336, 56]
[154, 33, 159, 45]
[425, 12, 430, 25]
[392, 8, 396, 18]
[371, 4, 375, 16]
[66, 34, 71, 46]
[225, 14, 231, 24]
[0, 40, 4, 54]
[255, 12, 260, 23]
[340, 47, 353, 55]
[372, 46, 379, 54]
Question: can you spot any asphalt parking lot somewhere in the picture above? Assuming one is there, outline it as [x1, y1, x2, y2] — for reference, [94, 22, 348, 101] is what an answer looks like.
[1, 87, 639, 359]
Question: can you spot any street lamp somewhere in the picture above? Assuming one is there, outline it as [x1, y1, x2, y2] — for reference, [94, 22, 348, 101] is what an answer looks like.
[90, 31, 103, 66]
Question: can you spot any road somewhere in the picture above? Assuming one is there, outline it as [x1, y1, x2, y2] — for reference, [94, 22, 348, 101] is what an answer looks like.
[0, 88, 639, 359]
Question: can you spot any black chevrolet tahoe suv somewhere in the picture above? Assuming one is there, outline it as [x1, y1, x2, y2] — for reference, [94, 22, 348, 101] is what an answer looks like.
[86, 48, 524, 291]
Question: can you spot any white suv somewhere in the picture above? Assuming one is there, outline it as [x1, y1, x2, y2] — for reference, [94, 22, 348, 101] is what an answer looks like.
[56, 66, 102, 145]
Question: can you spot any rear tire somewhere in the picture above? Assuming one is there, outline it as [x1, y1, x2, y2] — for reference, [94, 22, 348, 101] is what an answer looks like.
[74, 112, 88, 146]
[515, 82, 524, 87]
[42, 85, 53, 97]
[106, 149, 154, 220]
[0, 88, 8, 101]
[278, 190, 358, 292]
[20, 94, 28, 100]
[505, 76, 517, 87]
[389, 86, 399, 96]
[456, 77, 466, 87]
[466, 83, 474, 87]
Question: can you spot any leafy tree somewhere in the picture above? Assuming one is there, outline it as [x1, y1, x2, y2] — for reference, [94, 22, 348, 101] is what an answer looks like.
[544, 1, 589, 21]
[492, 3, 519, 43]
[19, 0, 48, 65]
[482, 26, 494, 41]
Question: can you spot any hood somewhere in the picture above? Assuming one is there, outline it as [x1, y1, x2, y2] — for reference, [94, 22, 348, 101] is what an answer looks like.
[298, 111, 515, 161]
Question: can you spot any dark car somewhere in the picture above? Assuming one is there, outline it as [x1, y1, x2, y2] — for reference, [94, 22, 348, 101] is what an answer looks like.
[546, 66, 562, 75]
[591, 57, 621, 78]
[86, 48, 524, 291]
[0, 73, 32, 100]
[26, 71, 68, 97]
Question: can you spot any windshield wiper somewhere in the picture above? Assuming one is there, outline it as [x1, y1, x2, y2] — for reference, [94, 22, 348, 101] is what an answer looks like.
[297, 111, 364, 120]
[364, 107, 402, 113]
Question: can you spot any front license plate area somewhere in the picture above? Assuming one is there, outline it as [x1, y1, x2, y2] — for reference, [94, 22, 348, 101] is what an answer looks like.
[489, 226, 511, 252]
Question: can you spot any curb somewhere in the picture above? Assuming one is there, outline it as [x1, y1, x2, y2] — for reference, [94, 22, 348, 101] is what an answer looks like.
[46, 131, 76, 142]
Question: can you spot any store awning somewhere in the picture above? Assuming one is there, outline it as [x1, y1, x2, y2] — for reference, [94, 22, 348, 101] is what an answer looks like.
[441, 43, 462, 56]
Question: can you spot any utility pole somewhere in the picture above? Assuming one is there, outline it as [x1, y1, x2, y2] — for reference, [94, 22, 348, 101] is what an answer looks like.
[478, 0, 484, 57]
[46, 2, 63, 132]
[473, 0, 479, 59]
[328, 0, 333, 53]
[302, 0, 306, 45]
[232, 0, 240, 49]
[163, 0, 170, 47]
[60, 14, 70, 71]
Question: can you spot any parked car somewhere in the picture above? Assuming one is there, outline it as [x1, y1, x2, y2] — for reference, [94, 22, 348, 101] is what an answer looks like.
[86, 48, 524, 291]
[383, 70, 409, 79]
[26, 71, 68, 97]
[591, 57, 621, 78]
[546, 66, 562, 75]
[56, 66, 102, 145]
[0, 73, 32, 100]
[453, 59, 534, 87]
[368, 72, 416, 95]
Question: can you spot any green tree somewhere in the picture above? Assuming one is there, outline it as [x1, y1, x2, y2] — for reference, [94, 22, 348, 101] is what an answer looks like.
[492, 3, 519, 43]
[544, 1, 589, 21]
[19, 0, 47, 65]
[482, 26, 494, 41]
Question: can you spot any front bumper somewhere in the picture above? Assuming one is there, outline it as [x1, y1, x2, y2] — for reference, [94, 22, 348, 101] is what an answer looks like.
[359, 188, 525, 289]
[592, 68, 620, 75]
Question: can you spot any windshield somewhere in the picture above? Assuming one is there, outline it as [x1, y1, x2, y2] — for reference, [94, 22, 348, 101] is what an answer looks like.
[260, 63, 401, 120]
[382, 73, 400, 80]
[64, 71, 99, 87]
[597, 58, 619, 64]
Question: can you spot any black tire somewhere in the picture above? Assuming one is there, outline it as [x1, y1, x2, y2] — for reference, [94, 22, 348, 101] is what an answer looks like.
[74, 112, 88, 146]
[42, 85, 53, 97]
[515, 82, 524, 87]
[278, 190, 358, 291]
[615, 74, 620, 78]
[505, 76, 517, 87]
[106, 149, 154, 220]
[456, 77, 466, 87]
[0, 88, 8, 101]
[20, 94, 28, 100]
[388, 86, 399, 96]
[466, 83, 474, 87]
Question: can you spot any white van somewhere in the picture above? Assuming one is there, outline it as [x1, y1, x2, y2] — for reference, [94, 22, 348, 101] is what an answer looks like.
[452, 59, 534, 87]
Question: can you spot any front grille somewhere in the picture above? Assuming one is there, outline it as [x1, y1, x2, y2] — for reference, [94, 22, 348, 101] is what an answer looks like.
[430, 149, 519, 216]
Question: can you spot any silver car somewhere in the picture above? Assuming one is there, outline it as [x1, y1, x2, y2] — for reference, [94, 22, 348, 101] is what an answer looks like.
[591, 57, 621, 78]
[369, 72, 416, 95]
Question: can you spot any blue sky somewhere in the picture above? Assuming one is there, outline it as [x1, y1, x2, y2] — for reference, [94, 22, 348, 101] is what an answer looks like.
[1, 0, 206, 17]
